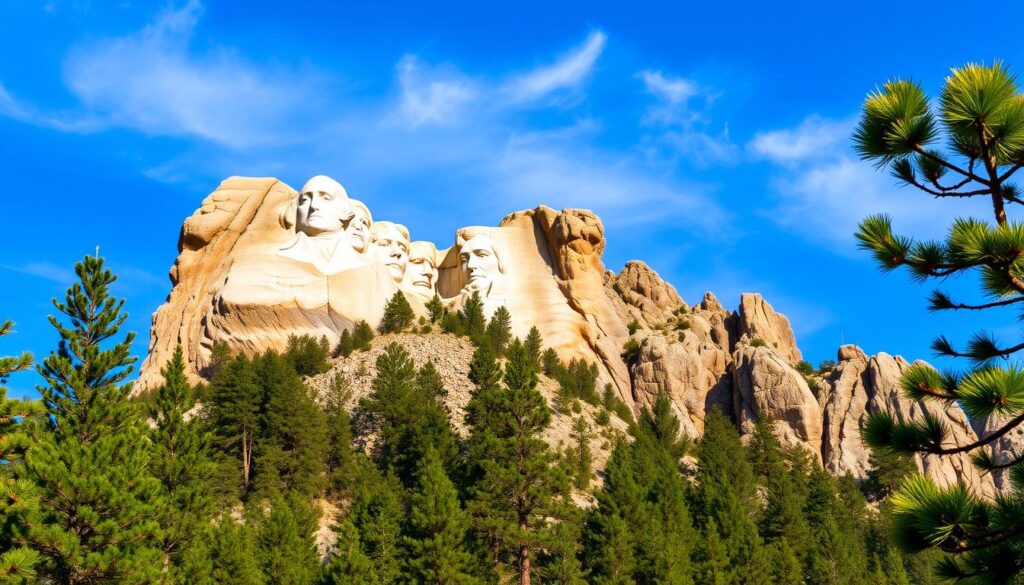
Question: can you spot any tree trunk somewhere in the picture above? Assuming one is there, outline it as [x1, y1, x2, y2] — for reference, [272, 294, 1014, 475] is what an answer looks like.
[242, 428, 251, 488]
[520, 546, 530, 585]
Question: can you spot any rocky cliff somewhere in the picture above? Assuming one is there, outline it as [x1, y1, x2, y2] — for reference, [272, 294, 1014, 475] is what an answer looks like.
[140, 175, 1012, 496]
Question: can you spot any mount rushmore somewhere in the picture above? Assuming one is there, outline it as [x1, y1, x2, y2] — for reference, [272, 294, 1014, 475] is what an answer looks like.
[138, 175, 1020, 496]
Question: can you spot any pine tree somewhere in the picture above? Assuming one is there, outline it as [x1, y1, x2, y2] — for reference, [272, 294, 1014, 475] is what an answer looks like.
[853, 62, 1024, 579]
[361, 343, 457, 489]
[459, 291, 486, 341]
[0, 320, 40, 583]
[333, 328, 354, 358]
[692, 409, 761, 585]
[340, 463, 404, 584]
[323, 373, 358, 498]
[148, 345, 215, 572]
[256, 495, 320, 585]
[484, 306, 512, 355]
[380, 291, 415, 334]
[426, 294, 446, 324]
[207, 340, 233, 377]
[523, 326, 543, 368]
[252, 351, 329, 498]
[401, 449, 478, 585]
[351, 320, 375, 351]
[541, 348, 561, 376]
[862, 448, 917, 502]
[639, 464, 695, 585]
[466, 339, 568, 585]
[538, 518, 587, 585]
[179, 518, 264, 585]
[749, 421, 811, 573]
[15, 255, 164, 583]
[283, 334, 331, 376]
[803, 466, 867, 585]
[583, 439, 639, 584]
[321, 519, 379, 585]
[206, 355, 262, 497]
[568, 416, 592, 491]
[700, 520, 730, 585]
[769, 540, 804, 585]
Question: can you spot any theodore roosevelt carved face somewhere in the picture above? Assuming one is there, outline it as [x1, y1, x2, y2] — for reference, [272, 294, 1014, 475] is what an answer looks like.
[370, 221, 410, 282]
[459, 233, 503, 294]
[345, 199, 372, 253]
[405, 241, 439, 294]
[294, 175, 353, 237]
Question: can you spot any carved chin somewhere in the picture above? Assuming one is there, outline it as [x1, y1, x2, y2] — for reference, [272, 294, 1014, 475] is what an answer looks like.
[467, 277, 491, 292]
[386, 266, 404, 280]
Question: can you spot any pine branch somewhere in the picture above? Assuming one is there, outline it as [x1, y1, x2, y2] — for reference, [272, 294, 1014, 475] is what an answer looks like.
[927, 412, 1024, 455]
[914, 145, 990, 185]
[928, 290, 1024, 311]
[973, 448, 1024, 472]
[908, 179, 993, 198]
[999, 161, 1024, 183]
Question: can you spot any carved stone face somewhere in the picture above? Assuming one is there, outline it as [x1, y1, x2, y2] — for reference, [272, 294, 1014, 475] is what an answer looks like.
[370, 222, 410, 282]
[295, 175, 352, 236]
[406, 242, 438, 293]
[345, 203, 372, 253]
[460, 234, 501, 293]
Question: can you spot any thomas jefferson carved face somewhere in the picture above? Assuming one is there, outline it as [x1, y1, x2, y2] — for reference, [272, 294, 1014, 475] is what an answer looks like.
[345, 200, 372, 253]
[406, 241, 438, 293]
[370, 222, 410, 282]
[295, 175, 353, 236]
[460, 233, 502, 293]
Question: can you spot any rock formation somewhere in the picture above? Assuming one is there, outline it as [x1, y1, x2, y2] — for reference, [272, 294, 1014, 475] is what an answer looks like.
[140, 175, 1018, 496]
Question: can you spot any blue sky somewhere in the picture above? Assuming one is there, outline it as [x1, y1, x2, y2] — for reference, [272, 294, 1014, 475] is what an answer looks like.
[0, 0, 1017, 398]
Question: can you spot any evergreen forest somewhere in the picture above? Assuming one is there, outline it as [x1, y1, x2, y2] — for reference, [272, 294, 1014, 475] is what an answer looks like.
[0, 255, 942, 585]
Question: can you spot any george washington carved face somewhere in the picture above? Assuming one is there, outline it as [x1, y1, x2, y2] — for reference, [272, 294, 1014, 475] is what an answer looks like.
[295, 175, 353, 236]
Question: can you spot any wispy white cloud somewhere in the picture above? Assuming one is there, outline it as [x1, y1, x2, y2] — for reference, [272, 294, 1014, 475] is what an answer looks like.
[0, 83, 100, 132]
[38, 0, 330, 148]
[1, 262, 76, 284]
[757, 114, 993, 254]
[501, 30, 606, 104]
[394, 55, 478, 127]
[3, 7, 727, 243]
[637, 70, 702, 125]
[749, 115, 853, 164]
[637, 69, 735, 166]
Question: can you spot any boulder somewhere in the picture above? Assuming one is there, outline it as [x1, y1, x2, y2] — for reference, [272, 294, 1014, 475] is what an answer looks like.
[820, 348, 995, 495]
[736, 293, 801, 364]
[732, 345, 822, 459]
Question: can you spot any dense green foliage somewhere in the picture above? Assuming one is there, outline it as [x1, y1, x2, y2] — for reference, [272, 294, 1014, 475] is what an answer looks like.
[380, 291, 416, 333]
[854, 62, 1024, 583]
[147, 345, 215, 574]
[284, 334, 332, 376]
[0, 257, 935, 584]
[0, 321, 39, 582]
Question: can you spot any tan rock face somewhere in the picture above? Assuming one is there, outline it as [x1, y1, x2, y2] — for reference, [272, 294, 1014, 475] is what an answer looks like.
[732, 346, 822, 459]
[737, 293, 801, 364]
[819, 348, 995, 495]
[141, 178, 634, 405]
[141, 175, 1020, 497]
